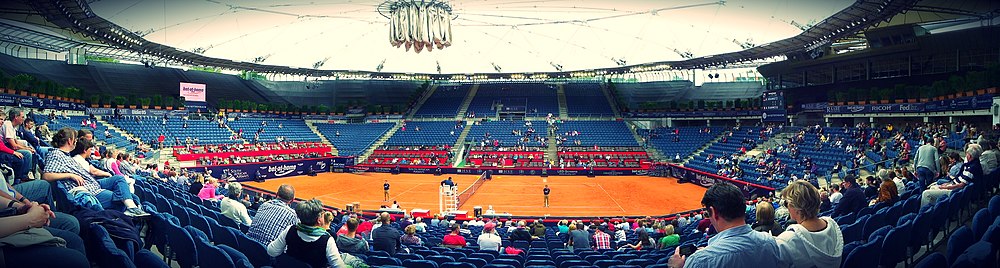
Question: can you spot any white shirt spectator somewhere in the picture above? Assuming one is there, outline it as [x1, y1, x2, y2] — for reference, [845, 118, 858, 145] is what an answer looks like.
[478, 231, 502, 251]
[221, 197, 253, 226]
[829, 191, 843, 205]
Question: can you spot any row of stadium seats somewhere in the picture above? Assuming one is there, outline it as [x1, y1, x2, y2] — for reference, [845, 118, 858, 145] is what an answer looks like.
[564, 83, 614, 116]
[467, 83, 559, 117]
[226, 118, 323, 143]
[313, 122, 395, 157]
[414, 84, 472, 116]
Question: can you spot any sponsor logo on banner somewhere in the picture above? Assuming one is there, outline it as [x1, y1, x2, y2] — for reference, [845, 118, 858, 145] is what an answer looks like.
[266, 164, 299, 177]
[222, 168, 251, 180]
[847, 106, 865, 113]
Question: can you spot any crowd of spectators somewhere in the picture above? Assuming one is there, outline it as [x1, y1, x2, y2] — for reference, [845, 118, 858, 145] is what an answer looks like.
[197, 152, 330, 166]
[174, 141, 327, 155]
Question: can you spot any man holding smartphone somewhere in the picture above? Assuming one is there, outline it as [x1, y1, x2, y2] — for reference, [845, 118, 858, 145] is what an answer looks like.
[668, 183, 780, 268]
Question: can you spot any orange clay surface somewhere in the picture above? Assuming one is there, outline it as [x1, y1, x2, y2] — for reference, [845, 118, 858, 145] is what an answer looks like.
[243, 172, 706, 217]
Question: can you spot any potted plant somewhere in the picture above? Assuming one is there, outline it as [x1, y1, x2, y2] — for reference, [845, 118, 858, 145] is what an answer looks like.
[140, 97, 151, 109]
[164, 96, 174, 110]
[152, 95, 163, 109]
[89, 95, 100, 108]
[101, 95, 112, 108]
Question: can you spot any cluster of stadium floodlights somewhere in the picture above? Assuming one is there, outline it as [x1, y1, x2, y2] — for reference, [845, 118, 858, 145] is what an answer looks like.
[381, 0, 454, 53]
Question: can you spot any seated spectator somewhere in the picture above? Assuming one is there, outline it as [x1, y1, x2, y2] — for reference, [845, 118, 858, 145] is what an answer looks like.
[621, 228, 655, 250]
[399, 225, 422, 246]
[2, 108, 36, 182]
[198, 178, 224, 201]
[862, 176, 879, 200]
[592, 225, 612, 250]
[658, 224, 680, 249]
[371, 212, 401, 255]
[832, 175, 866, 218]
[478, 222, 502, 251]
[442, 224, 467, 248]
[669, 183, 780, 268]
[556, 220, 569, 234]
[42, 127, 147, 217]
[266, 199, 346, 268]
[248, 184, 299, 245]
[775, 181, 844, 268]
[335, 218, 369, 255]
[508, 220, 533, 242]
[566, 223, 591, 249]
[752, 201, 782, 236]
[413, 217, 427, 232]
[870, 179, 899, 206]
[922, 144, 983, 206]
[188, 174, 204, 195]
[220, 183, 252, 226]
[0, 195, 88, 268]
[530, 219, 546, 237]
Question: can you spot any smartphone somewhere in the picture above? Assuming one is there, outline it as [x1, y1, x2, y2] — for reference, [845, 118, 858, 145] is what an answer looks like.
[679, 244, 697, 257]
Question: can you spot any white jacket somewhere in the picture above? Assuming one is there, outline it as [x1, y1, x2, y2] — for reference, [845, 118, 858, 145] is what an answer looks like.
[776, 217, 844, 268]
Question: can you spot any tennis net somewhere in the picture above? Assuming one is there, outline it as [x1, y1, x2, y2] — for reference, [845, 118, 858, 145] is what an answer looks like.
[456, 171, 489, 208]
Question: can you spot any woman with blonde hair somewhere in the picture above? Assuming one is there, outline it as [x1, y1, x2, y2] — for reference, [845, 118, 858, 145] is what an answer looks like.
[775, 180, 844, 268]
[752, 201, 782, 236]
[399, 224, 422, 246]
[657, 224, 680, 249]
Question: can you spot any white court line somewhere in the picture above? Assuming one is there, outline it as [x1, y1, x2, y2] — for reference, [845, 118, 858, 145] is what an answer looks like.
[390, 183, 425, 200]
[597, 184, 626, 213]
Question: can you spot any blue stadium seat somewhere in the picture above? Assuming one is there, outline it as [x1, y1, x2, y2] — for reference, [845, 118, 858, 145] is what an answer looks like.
[403, 259, 440, 268]
[134, 249, 170, 268]
[217, 245, 253, 268]
[426, 255, 456, 266]
[947, 226, 975, 264]
[186, 226, 235, 268]
[459, 257, 488, 268]
[989, 196, 1000, 218]
[914, 252, 946, 268]
[440, 262, 477, 268]
[368, 256, 402, 267]
[275, 254, 314, 268]
[950, 241, 996, 268]
[88, 224, 136, 268]
[165, 221, 198, 268]
[841, 235, 883, 268]
[972, 208, 991, 238]
[880, 220, 912, 267]
[593, 259, 624, 268]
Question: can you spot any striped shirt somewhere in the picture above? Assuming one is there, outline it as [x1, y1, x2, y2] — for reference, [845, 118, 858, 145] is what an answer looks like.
[44, 149, 105, 195]
[247, 199, 299, 245]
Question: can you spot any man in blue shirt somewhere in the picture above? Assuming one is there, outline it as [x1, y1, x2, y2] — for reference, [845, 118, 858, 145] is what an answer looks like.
[543, 185, 550, 207]
[383, 180, 390, 201]
[668, 183, 780, 268]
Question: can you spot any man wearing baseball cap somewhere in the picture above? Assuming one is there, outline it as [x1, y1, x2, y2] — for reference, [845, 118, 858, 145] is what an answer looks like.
[477, 222, 502, 252]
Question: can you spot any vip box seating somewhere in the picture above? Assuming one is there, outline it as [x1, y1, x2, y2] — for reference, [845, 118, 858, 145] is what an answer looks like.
[413, 84, 471, 117]
[642, 127, 724, 160]
[564, 83, 614, 116]
[365, 149, 451, 167]
[172, 142, 331, 161]
[466, 150, 545, 168]
[313, 122, 394, 156]
[557, 150, 651, 168]
[386, 121, 463, 147]
[466, 83, 559, 117]
[109, 116, 234, 146]
[226, 118, 322, 143]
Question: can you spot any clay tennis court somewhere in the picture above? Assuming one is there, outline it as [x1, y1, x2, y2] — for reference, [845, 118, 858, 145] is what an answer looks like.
[243, 172, 707, 217]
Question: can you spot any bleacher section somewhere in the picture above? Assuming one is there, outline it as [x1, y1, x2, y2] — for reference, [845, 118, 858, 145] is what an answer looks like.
[564, 83, 614, 116]
[555, 121, 639, 147]
[466, 83, 558, 117]
[414, 84, 470, 117]
[313, 122, 394, 156]
[227, 118, 322, 143]
[35, 115, 136, 151]
[466, 121, 545, 147]
[109, 116, 234, 146]
[642, 127, 723, 159]
[685, 128, 777, 187]
[385, 121, 462, 147]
